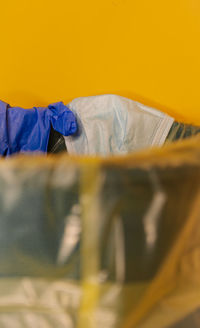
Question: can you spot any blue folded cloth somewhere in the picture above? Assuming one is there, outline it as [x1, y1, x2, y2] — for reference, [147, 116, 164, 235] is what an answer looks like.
[0, 101, 77, 156]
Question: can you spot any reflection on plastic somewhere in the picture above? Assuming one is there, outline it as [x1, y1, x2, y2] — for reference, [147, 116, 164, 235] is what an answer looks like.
[57, 204, 82, 265]
[143, 171, 166, 250]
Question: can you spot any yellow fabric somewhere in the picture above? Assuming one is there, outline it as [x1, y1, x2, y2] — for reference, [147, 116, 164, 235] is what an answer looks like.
[0, 0, 200, 124]
[1, 2, 200, 326]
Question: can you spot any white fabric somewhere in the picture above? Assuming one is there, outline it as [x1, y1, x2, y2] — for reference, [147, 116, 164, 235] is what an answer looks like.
[64, 95, 174, 156]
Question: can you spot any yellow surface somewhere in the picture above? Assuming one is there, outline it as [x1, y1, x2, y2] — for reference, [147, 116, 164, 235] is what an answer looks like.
[0, 0, 200, 123]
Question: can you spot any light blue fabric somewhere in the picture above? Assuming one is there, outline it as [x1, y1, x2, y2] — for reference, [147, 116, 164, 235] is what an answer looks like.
[64, 95, 174, 156]
[0, 101, 77, 156]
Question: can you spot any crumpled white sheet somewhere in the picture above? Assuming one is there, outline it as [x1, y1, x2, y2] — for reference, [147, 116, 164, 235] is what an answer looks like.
[64, 95, 174, 156]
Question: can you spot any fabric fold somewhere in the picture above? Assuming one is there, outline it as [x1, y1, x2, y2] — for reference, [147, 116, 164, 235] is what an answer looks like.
[0, 101, 77, 156]
[64, 95, 174, 156]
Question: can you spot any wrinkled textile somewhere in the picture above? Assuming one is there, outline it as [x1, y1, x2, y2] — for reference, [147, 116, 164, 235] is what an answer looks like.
[0, 101, 77, 156]
[64, 95, 174, 156]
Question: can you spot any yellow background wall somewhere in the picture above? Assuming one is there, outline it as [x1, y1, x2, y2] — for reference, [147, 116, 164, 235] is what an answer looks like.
[0, 0, 200, 123]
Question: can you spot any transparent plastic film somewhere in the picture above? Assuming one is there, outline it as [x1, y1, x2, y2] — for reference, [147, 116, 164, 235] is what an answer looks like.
[0, 137, 199, 326]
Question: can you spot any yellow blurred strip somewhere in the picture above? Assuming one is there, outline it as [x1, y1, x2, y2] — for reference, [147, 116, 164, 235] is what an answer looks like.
[78, 162, 102, 328]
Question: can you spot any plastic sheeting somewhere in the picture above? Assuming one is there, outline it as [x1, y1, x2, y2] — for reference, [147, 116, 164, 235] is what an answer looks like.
[0, 136, 200, 327]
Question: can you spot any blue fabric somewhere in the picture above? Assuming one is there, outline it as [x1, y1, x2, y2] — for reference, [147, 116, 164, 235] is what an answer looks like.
[0, 101, 77, 156]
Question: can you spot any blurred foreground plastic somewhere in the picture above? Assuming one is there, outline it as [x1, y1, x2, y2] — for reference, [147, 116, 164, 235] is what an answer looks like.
[0, 136, 200, 327]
